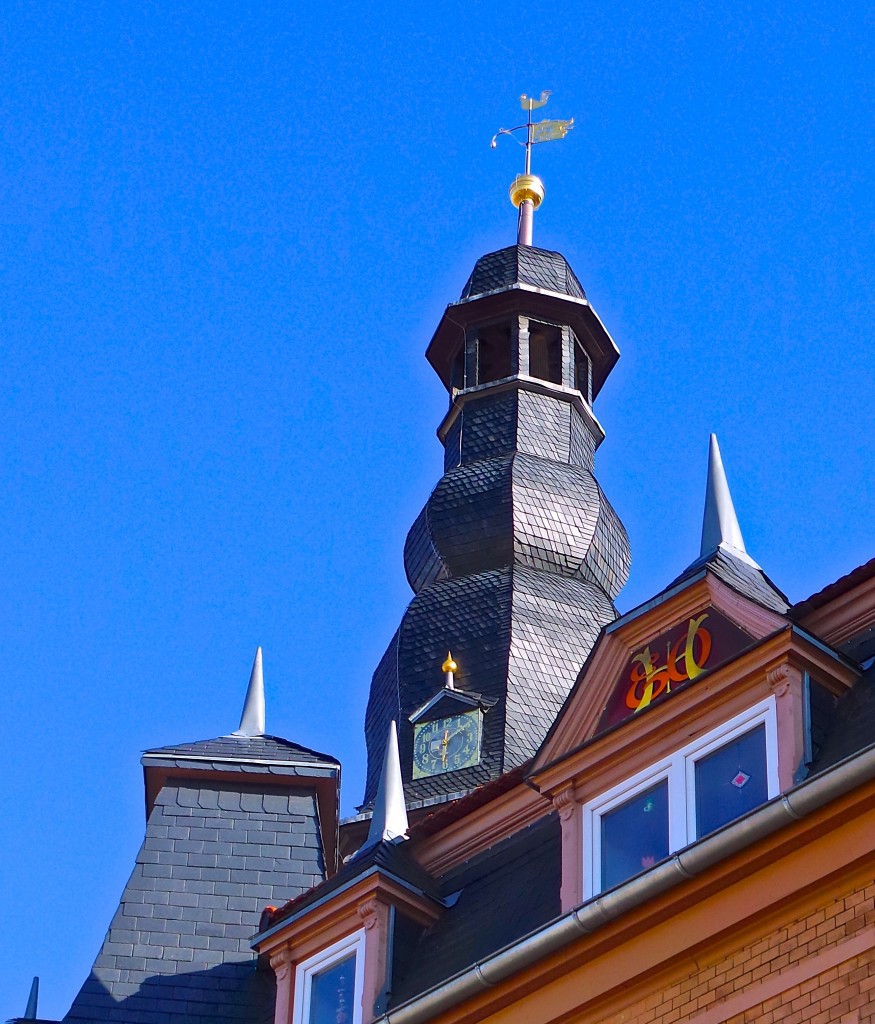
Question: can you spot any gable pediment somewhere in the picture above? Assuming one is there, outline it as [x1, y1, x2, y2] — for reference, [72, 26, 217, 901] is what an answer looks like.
[595, 605, 756, 732]
[409, 686, 493, 724]
[533, 572, 788, 774]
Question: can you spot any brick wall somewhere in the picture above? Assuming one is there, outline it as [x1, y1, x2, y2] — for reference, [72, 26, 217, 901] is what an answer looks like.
[605, 878, 875, 1024]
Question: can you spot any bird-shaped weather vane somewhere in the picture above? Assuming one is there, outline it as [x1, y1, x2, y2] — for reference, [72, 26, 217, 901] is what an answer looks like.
[491, 91, 574, 246]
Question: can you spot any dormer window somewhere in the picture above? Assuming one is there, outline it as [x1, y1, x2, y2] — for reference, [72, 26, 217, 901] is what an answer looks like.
[584, 698, 778, 897]
[292, 930, 365, 1024]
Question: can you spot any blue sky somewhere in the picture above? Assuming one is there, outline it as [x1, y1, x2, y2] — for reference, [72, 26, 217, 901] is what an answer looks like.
[1, 1, 873, 1018]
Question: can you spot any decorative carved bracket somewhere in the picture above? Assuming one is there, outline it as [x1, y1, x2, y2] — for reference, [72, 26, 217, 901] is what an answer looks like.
[767, 663, 791, 697]
[269, 947, 294, 981]
[357, 896, 380, 930]
[553, 784, 578, 822]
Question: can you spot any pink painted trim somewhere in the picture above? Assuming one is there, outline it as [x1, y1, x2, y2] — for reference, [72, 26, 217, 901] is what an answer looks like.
[269, 949, 294, 1024]
[535, 575, 786, 774]
[798, 571, 875, 647]
[554, 786, 582, 913]
[358, 897, 390, 1023]
[416, 781, 548, 875]
[768, 664, 806, 791]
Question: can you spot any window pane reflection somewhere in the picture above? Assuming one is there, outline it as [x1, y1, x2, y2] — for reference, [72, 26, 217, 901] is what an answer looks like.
[309, 953, 356, 1024]
[601, 779, 669, 891]
[694, 724, 767, 838]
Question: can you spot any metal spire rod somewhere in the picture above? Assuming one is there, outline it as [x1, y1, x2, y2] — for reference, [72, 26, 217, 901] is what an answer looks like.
[524, 94, 534, 175]
[491, 91, 573, 247]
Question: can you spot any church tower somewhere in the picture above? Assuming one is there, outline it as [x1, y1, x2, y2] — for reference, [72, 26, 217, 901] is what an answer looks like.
[361, 95, 632, 813]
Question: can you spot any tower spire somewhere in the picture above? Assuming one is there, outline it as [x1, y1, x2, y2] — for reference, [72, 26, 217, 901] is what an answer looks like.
[364, 721, 409, 848]
[491, 91, 573, 246]
[233, 646, 265, 737]
[23, 976, 39, 1020]
[700, 434, 759, 568]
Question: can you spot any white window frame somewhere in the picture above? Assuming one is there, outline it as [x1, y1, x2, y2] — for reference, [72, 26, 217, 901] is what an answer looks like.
[583, 697, 779, 898]
[292, 929, 366, 1024]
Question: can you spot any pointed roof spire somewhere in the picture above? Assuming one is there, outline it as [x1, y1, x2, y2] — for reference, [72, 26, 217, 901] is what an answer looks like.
[365, 721, 409, 848]
[233, 647, 265, 737]
[700, 434, 759, 568]
[23, 976, 39, 1020]
[668, 434, 788, 613]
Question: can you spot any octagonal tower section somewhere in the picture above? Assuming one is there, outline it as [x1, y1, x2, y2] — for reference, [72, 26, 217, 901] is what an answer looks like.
[361, 244, 631, 816]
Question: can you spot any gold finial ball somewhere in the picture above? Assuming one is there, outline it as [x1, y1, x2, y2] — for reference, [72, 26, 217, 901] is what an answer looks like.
[509, 173, 545, 210]
[442, 652, 458, 675]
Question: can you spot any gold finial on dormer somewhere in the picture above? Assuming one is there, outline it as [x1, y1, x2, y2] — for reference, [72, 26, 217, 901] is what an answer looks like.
[442, 651, 458, 689]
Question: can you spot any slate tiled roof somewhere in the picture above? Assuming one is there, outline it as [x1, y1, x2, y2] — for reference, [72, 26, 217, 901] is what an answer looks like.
[266, 838, 442, 931]
[808, 662, 875, 774]
[145, 733, 338, 765]
[364, 378, 629, 811]
[362, 564, 618, 810]
[64, 778, 327, 1024]
[670, 547, 789, 614]
[388, 815, 561, 1007]
[460, 245, 586, 301]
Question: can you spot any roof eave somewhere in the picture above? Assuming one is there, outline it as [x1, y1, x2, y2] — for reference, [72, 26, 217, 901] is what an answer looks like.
[374, 739, 875, 1024]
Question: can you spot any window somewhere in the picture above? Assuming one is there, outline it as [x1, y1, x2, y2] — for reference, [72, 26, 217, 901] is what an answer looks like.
[584, 699, 778, 897]
[528, 322, 562, 385]
[573, 337, 591, 402]
[292, 930, 366, 1024]
[450, 346, 465, 394]
[476, 324, 512, 384]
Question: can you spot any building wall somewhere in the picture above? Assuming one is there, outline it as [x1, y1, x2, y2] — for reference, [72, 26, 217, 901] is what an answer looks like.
[601, 875, 875, 1024]
[405, 784, 875, 1024]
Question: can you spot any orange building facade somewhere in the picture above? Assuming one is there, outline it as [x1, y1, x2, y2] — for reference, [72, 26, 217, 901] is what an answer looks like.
[254, 548, 875, 1024]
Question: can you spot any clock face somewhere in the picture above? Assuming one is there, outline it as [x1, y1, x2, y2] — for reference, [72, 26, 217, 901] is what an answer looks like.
[412, 710, 482, 779]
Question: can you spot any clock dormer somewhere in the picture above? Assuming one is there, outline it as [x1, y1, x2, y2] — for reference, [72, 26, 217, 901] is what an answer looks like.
[408, 654, 494, 781]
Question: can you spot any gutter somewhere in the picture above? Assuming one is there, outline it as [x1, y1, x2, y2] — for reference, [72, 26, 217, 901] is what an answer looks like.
[374, 740, 875, 1024]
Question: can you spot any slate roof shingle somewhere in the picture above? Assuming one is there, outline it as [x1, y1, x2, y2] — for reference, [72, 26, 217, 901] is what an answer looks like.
[145, 733, 339, 766]
[808, 662, 875, 774]
[388, 815, 561, 1008]
[670, 547, 790, 614]
[265, 838, 442, 931]
[64, 775, 328, 1024]
[460, 245, 587, 301]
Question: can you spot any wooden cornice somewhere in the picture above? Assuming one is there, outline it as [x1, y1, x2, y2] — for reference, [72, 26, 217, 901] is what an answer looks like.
[796, 569, 875, 648]
[256, 869, 442, 963]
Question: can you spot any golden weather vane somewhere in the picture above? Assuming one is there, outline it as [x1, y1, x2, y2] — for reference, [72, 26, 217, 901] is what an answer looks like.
[490, 91, 574, 246]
